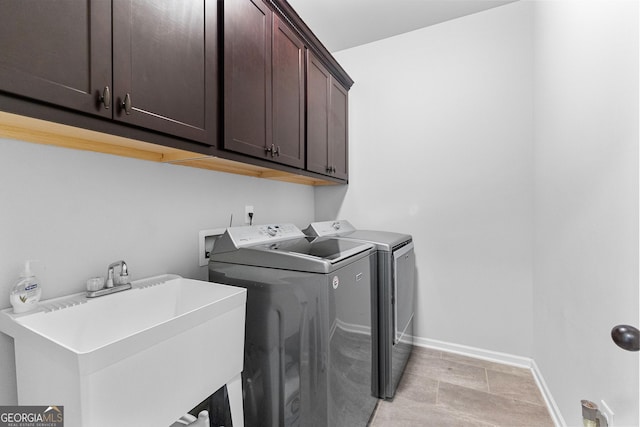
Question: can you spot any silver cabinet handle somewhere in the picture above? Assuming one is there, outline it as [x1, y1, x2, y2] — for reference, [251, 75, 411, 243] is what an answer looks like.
[265, 144, 280, 158]
[99, 86, 111, 109]
[121, 93, 132, 115]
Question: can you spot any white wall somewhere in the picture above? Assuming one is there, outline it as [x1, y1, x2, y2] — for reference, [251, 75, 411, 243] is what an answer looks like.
[317, 1, 535, 357]
[317, 0, 640, 424]
[0, 137, 315, 404]
[532, 1, 639, 426]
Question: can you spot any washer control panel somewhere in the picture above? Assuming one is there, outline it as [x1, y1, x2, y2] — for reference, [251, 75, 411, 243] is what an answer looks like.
[227, 223, 305, 248]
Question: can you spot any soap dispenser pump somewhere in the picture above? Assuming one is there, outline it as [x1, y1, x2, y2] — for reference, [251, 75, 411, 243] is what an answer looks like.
[9, 260, 42, 314]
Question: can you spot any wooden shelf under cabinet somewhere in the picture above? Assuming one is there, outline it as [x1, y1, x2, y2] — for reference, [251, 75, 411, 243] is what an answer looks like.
[0, 111, 337, 186]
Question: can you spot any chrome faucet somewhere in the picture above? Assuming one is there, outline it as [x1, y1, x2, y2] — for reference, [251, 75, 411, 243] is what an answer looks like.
[86, 260, 132, 298]
[106, 260, 129, 288]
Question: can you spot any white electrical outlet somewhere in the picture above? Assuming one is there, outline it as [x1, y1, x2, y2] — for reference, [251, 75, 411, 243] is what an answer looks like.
[245, 205, 254, 224]
[600, 400, 614, 426]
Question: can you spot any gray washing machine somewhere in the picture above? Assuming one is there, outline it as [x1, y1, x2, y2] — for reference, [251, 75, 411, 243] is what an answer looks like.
[208, 223, 378, 427]
[304, 220, 415, 400]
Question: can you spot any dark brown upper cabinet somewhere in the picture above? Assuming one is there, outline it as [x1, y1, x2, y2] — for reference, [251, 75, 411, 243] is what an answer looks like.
[112, 0, 216, 143]
[223, 0, 305, 168]
[0, 0, 215, 144]
[328, 78, 348, 180]
[307, 52, 349, 180]
[271, 15, 305, 168]
[0, 0, 353, 184]
[0, 0, 112, 119]
[223, 0, 272, 159]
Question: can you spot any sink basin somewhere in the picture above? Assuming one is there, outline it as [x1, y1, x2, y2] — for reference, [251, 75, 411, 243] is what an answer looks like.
[0, 275, 247, 427]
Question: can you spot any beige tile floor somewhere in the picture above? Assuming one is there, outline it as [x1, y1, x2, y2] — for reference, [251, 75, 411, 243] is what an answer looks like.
[368, 347, 555, 427]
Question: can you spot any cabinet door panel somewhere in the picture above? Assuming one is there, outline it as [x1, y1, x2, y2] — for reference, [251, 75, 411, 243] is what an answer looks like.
[272, 16, 305, 168]
[0, 0, 111, 117]
[113, 0, 213, 143]
[329, 80, 348, 180]
[306, 52, 330, 175]
[223, 0, 272, 157]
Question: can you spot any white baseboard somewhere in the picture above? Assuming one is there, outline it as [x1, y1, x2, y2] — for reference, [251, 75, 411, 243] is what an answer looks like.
[530, 359, 567, 427]
[412, 336, 566, 427]
[413, 336, 533, 368]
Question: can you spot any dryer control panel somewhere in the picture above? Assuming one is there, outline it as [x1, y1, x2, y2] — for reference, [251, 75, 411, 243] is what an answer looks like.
[304, 220, 356, 237]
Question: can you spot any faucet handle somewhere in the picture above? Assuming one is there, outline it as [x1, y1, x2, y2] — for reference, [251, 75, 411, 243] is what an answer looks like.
[106, 268, 115, 288]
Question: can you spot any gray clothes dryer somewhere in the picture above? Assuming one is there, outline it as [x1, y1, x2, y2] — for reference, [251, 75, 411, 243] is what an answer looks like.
[304, 220, 415, 400]
[208, 224, 378, 427]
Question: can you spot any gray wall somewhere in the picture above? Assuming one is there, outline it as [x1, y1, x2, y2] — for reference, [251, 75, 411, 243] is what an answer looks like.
[0, 138, 315, 404]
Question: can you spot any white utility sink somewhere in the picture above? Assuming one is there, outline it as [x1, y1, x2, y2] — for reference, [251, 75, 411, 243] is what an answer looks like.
[0, 274, 247, 427]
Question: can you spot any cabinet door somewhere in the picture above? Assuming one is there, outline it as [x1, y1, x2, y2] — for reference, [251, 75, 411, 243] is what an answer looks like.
[112, 0, 214, 143]
[306, 52, 331, 176]
[328, 79, 348, 180]
[272, 15, 305, 168]
[223, 0, 273, 157]
[0, 0, 112, 118]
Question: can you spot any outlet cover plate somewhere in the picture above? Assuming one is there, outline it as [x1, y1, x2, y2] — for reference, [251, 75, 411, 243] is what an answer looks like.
[245, 205, 254, 224]
[199, 228, 226, 267]
[600, 400, 614, 426]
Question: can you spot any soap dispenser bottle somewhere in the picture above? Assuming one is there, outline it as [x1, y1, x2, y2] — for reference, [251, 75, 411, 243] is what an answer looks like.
[9, 260, 42, 314]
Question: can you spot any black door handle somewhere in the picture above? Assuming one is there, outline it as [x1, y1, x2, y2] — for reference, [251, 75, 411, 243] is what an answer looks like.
[611, 324, 639, 351]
